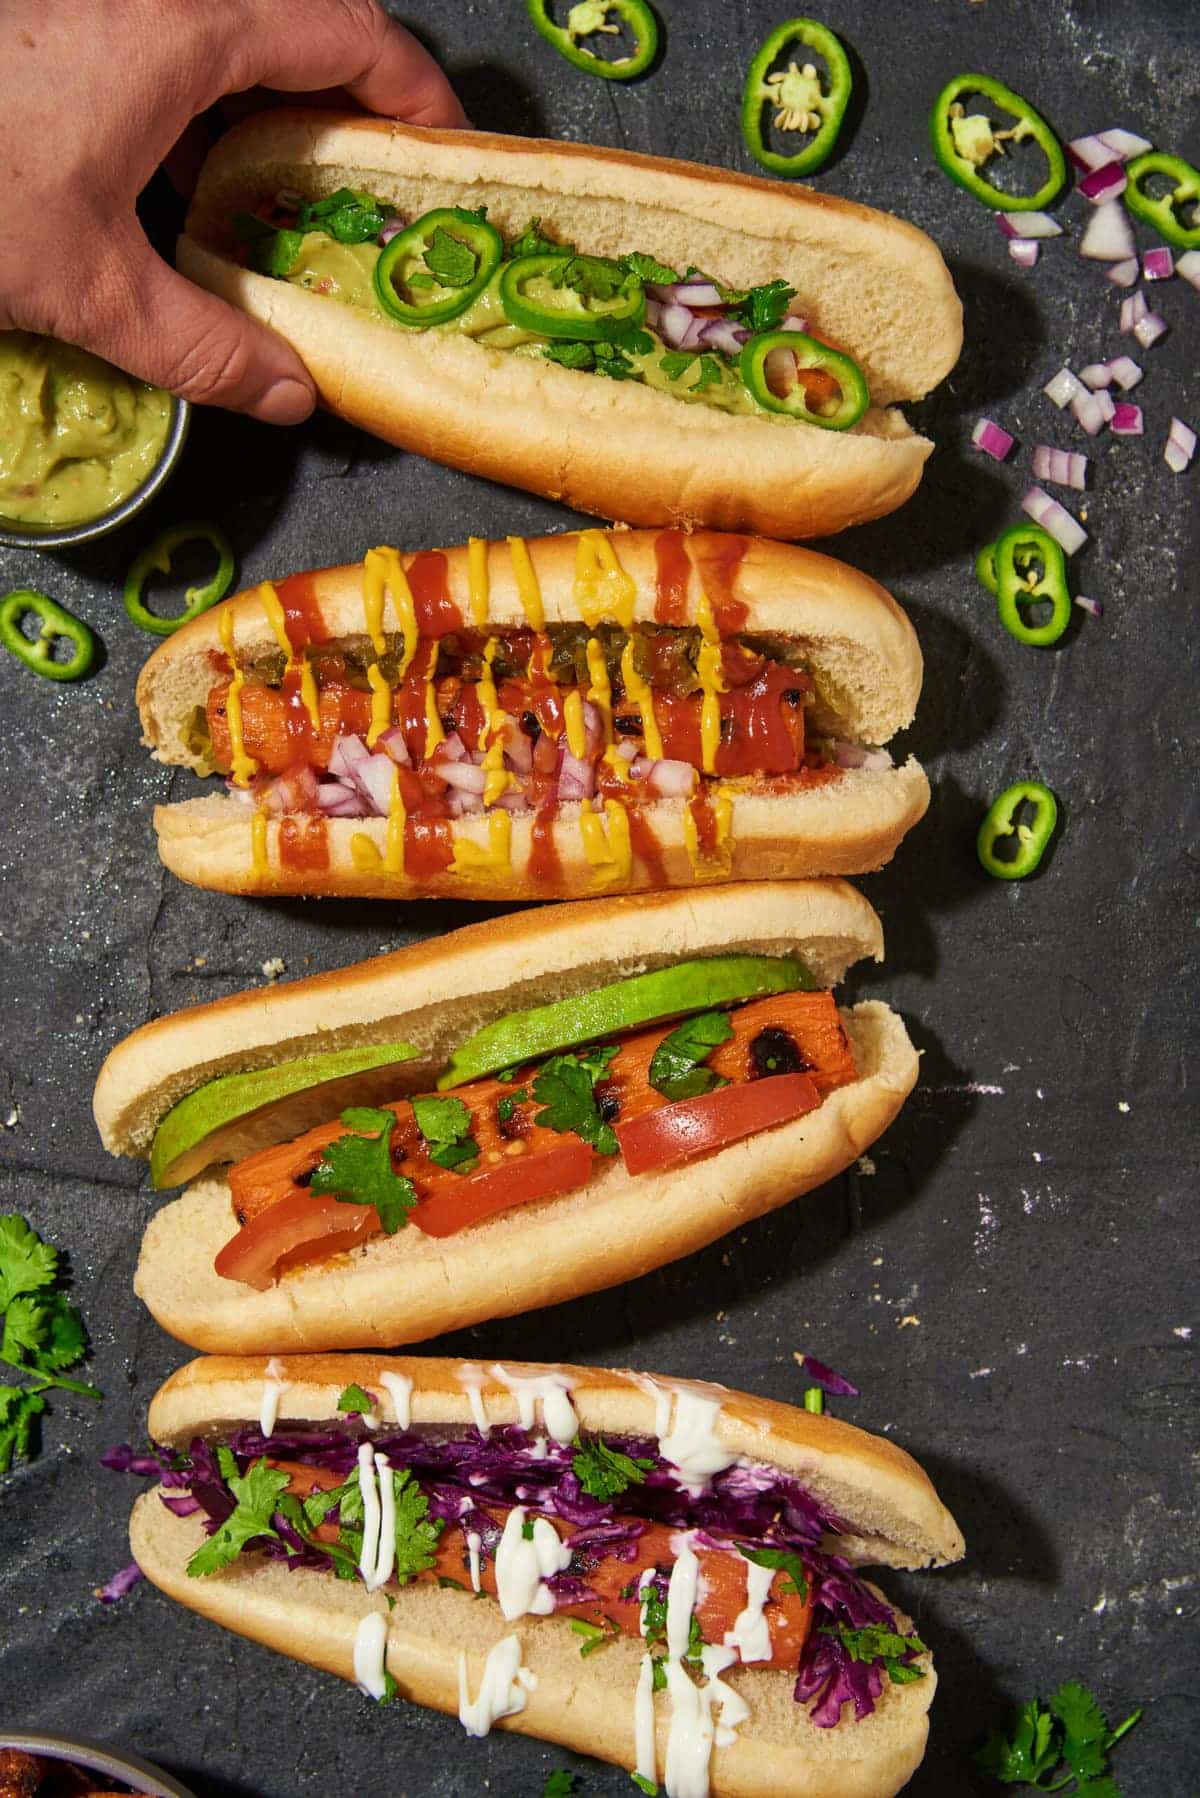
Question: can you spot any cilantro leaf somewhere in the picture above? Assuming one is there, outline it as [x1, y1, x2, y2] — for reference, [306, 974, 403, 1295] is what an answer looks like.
[729, 278, 797, 335]
[738, 1543, 809, 1602]
[391, 1468, 443, 1583]
[648, 1010, 733, 1102]
[572, 1434, 655, 1500]
[309, 1108, 418, 1234]
[1051, 1682, 1110, 1781]
[976, 1700, 1065, 1786]
[659, 351, 694, 382]
[632, 1776, 658, 1796]
[337, 1383, 374, 1416]
[622, 250, 682, 284]
[510, 217, 571, 258]
[974, 1683, 1142, 1792]
[0, 1216, 57, 1309]
[423, 225, 480, 288]
[542, 1773, 577, 1797]
[533, 1050, 619, 1155]
[609, 322, 654, 357]
[544, 341, 597, 371]
[411, 1095, 478, 1172]
[557, 253, 630, 301]
[187, 1457, 291, 1577]
[823, 1622, 927, 1686]
[298, 187, 387, 246]
[694, 354, 726, 392]
[0, 1387, 44, 1474]
[233, 212, 304, 279]
[650, 1654, 667, 1692]
[497, 1088, 528, 1124]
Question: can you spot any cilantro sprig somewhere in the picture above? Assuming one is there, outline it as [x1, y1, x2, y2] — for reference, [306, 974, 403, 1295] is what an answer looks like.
[738, 1542, 809, 1602]
[309, 1107, 418, 1233]
[532, 1047, 620, 1155]
[0, 1214, 100, 1474]
[411, 1094, 478, 1171]
[187, 1449, 291, 1577]
[571, 1433, 655, 1500]
[337, 1383, 375, 1416]
[648, 1010, 732, 1101]
[822, 1621, 928, 1686]
[728, 277, 797, 334]
[976, 1680, 1143, 1793]
[542, 1773, 578, 1797]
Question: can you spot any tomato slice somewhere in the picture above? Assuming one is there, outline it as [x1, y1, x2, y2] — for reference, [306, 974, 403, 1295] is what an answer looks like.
[213, 1192, 379, 1289]
[615, 1072, 820, 1176]
[411, 1138, 594, 1238]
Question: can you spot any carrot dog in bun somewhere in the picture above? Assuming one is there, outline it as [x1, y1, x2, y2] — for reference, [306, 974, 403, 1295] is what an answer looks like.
[177, 112, 962, 538]
[137, 528, 929, 901]
[111, 1355, 963, 1797]
[94, 882, 917, 1354]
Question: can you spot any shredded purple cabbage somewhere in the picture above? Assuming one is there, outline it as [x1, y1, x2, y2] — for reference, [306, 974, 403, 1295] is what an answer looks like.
[107, 1419, 910, 1726]
[96, 1559, 144, 1604]
[797, 1355, 860, 1399]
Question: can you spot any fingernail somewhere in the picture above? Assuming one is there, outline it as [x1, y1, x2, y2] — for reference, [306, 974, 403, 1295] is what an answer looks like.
[253, 378, 315, 426]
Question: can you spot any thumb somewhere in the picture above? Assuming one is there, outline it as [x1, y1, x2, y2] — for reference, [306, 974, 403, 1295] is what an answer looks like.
[74, 229, 316, 425]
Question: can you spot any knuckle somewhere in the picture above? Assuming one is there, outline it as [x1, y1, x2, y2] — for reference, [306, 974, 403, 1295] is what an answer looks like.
[167, 322, 256, 404]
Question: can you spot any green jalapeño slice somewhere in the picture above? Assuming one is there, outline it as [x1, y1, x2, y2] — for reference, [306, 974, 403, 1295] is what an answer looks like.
[374, 208, 504, 326]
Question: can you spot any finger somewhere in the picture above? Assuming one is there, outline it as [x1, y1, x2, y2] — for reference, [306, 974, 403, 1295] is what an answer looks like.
[74, 230, 315, 425]
[227, 0, 468, 128]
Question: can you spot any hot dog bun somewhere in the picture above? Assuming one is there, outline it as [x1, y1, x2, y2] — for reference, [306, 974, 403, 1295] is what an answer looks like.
[93, 882, 919, 1353]
[130, 1355, 964, 1797]
[137, 528, 930, 902]
[178, 112, 962, 539]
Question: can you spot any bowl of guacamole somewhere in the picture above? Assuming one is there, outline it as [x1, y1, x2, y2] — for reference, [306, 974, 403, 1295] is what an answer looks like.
[0, 332, 190, 547]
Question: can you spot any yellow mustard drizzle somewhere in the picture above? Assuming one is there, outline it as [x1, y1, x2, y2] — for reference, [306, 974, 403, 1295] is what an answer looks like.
[585, 636, 612, 744]
[350, 833, 382, 872]
[579, 798, 632, 886]
[423, 638, 445, 760]
[563, 689, 587, 761]
[573, 530, 637, 630]
[507, 536, 545, 630]
[250, 808, 269, 876]
[477, 637, 512, 807]
[683, 783, 736, 878]
[618, 637, 663, 760]
[602, 745, 633, 784]
[451, 809, 512, 877]
[695, 591, 726, 775]
[219, 608, 258, 787]
[467, 536, 490, 627]
[385, 761, 406, 873]
[259, 581, 320, 730]
[362, 546, 420, 748]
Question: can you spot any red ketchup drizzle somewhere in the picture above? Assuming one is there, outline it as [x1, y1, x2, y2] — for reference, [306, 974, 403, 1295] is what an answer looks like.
[692, 532, 749, 634]
[404, 816, 454, 876]
[278, 814, 330, 874]
[626, 805, 669, 887]
[653, 531, 691, 625]
[530, 802, 562, 889]
[406, 551, 464, 637]
[688, 790, 720, 856]
[274, 570, 331, 649]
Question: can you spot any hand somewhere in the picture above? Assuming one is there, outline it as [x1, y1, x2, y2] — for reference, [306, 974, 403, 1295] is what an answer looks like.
[0, 0, 466, 423]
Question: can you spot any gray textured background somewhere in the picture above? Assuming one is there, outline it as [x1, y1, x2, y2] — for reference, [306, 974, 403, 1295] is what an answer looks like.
[0, 1, 1196, 1793]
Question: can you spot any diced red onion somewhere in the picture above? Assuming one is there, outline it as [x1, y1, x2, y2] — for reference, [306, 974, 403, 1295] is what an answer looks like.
[1106, 257, 1139, 288]
[629, 756, 653, 781]
[316, 780, 368, 818]
[1143, 247, 1174, 281]
[679, 313, 708, 352]
[378, 217, 404, 245]
[500, 718, 533, 777]
[329, 733, 370, 783]
[1008, 237, 1040, 268]
[436, 730, 467, 764]
[1094, 387, 1116, 423]
[997, 211, 1062, 239]
[1078, 160, 1126, 204]
[1079, 363, 1112, 390]
[644, 298, 663, 330]
[492, 783, 532, 814]
[1177, 250, 1200, 290]
[437, 759, 486, 795]
[533, 731, 558, 777]
[354, 753, 400, 815]
[1132, 310, 1168, 349]
[671, 280, 723, 308]
[832, 740, 892, 773]
[1043, 367, 1083, 409]
[780, 314, 810, 332]
[255, 763, 320, 816]
[656, 302, 695, 350]
[1066, 134, 1110, 172]
[698, 316, 749, 357]
[1080, 200, 1136, 261]
[376, 725, 411, 766]
[1110, 403, 1143, 436]
[224, 780, 257, 808]
[1070, 389, 1108, 436]
[1165, 417, 1196, 474]
[582, 702, 604, 756]
[1095, 128, 1153, 160]
[1022, 485, 1087, 555]
[644, 758, 697, 797]
[445, 787, 483, 817]
[557, 750, 595, 801]
[971, 418, 1015, 461]
[1119, 290, 1149, 333]
[1074, 595, 1103, 617]
[615, 738, 638, 762]
[1031, 445, 1088, 490]
[1107, 355, 1143, 390]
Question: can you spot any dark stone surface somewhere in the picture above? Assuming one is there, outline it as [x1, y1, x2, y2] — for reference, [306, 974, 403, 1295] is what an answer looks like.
[0, 2, 1196, 1793]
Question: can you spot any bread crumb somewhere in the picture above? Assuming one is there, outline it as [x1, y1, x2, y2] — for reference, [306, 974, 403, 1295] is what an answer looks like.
[194, 955, 207, 968]
[1173, 1326, 1192, 1340]
[261, 956, 286, 980]
[969, 1367, 992, 1379]
[855, 1155, 876, 1176]
[2, 1105, 19, 1130]
[871, 1256, 883, 1266]
[1117, 1100, 1131, 1113]
[897, 1315, 920, 1328]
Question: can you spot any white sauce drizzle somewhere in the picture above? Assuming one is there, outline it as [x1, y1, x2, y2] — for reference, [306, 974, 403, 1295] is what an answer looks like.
[457, 1365, 491, 1435]
[637, 1566, 657, 1636]
[663, 1658, 714, 1798]
[467, 1530, 483, 1593]
[724, 1555, 775, 1664]
[634, 1652, 658, 1787]
[259, 1356, 286, 1437]
[369, 1453, 394, 1590]
[352, 1611, 389, 1700]
[493, 1504, 573, 1620]
[489, 1364, 579, 1444]
[700, 1644, 752, 1749]
[530, 1435, 549, 1461]
[666, 1534, 702, 1658]
[379, 1370, 413, 1430]
[356, 1444, 381, 1586]
[457, 1635, 533, 1737]
[659, 1390, 734, 1495]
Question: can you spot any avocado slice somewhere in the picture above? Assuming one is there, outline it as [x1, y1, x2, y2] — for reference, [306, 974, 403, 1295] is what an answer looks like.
[437, 955, 814, 1091]
[150, 1040, 420, 1189]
